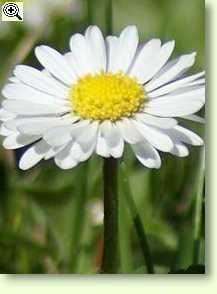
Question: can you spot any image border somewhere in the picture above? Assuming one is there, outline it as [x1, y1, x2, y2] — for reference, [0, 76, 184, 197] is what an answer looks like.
[0, 0, 215, 291]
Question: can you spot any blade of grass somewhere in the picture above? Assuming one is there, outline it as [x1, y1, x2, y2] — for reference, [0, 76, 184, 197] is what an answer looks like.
[193, 147, 205, 264]
[69, 162, 89, 273]
[120, 161, 155, 274]
[105, 0, 113, 35]
[86, 0, 93, 24]
[119, 187, 134, 273]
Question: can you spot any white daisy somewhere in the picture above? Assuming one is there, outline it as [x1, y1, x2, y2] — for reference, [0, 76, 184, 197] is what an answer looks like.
[0, 25, 205, 170]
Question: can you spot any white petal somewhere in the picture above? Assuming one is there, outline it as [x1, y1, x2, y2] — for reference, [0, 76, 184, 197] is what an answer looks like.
[96, 121, 124, 158]
[96, 132, 110, 158]
[136, 113, 177, 129]
[0, 108, 16, 122]
[106, 36, 118, 72]
[19, 140, 51, 170]
[112, 26, 139, 73]
[185, 78, 205, 87]
[100, 121, 119, 147]
[0, 124, 14, 136]
[116, 118, 143, 144]
[55, 158, 78, 169]
[166, 125, 203, 146]
[133, 120, 174, 152]
[129, 39, 161, 83]
[73, 121, 98, 151]
[145, 92, 204, 117]
[54, 141, 78, 169]
[17, 119, 69, 135]
[35, 46, 76, 85]
[148, 71, 205, 97]
[69, 142, 85, 161]
[2, 83, 67, 106]
[72, 122, 98, 145]
[159, 85, 205, 102]
[145, 52, 196, 92]
[183, 114, 205, 124]
[69, 34, 94, 75]
[170, 143, 189, 157]
[3, 133, 39, 149]
[99, 121, 124, 158]
[131, 141, 161, 168]
[54, 124, 97, 166]
[43, 125, 73, 147]
[145, 101, 204, 117]
[2, 100, 69, 115]
[4, 118, 34, 131]
[63, 52, 77, 73]
[43, 120, 92, 148]
[8, 76, 21, 84]
[44, 146, 64, 160]
[131, 40, 174, 84]
[85, 26, 106, 72]
[4, 116, 73, 132]
[109, 138, 124, 158]
[13, 65, 68, 98]
[145, 41, 175, 81]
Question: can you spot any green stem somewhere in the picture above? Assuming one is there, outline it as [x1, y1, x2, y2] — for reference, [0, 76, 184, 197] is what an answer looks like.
[193, 148, 205, 264]
[120, 162, 155, 274]
[101, 158, 119, 273]
[105, 0, 113, 35]
[101, 1, 116, 273]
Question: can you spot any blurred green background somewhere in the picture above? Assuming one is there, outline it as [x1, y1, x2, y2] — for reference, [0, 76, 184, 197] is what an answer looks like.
[0, 0, 204, 274]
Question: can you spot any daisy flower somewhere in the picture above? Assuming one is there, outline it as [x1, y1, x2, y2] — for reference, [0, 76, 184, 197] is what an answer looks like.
[0, 26, 205, 170]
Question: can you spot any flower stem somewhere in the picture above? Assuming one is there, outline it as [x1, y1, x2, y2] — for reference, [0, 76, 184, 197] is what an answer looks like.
[101, 158, 119, 273]
[120, 162, 155, 274]
[193, 148, 205, 264]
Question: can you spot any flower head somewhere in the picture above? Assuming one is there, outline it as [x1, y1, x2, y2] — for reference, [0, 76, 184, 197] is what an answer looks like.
[0, 26, 205, 170]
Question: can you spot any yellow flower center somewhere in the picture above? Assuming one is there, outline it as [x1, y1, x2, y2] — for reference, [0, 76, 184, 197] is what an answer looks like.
[68, 71, 147, 121]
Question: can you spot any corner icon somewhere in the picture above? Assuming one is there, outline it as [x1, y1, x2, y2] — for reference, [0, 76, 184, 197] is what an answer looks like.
[1, 2, 23, 22]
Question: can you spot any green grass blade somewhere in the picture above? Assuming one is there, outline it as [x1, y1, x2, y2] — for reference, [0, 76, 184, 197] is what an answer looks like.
[86, 0, 93, 24]
[69, 163, 89, 272]
[120, 162, 155, 274]
[193, 148, 205, 264]
[105, 0, 113, 35]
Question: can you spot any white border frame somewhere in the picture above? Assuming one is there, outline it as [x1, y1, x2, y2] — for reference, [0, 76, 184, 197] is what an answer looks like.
[1, 0, 216, 292]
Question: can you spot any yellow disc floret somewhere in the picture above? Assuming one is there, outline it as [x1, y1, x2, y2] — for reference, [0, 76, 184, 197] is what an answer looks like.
[68, 71, 147, 121]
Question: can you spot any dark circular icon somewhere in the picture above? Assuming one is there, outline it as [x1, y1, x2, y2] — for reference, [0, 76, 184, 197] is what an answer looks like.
[3, 2, 22, 20]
